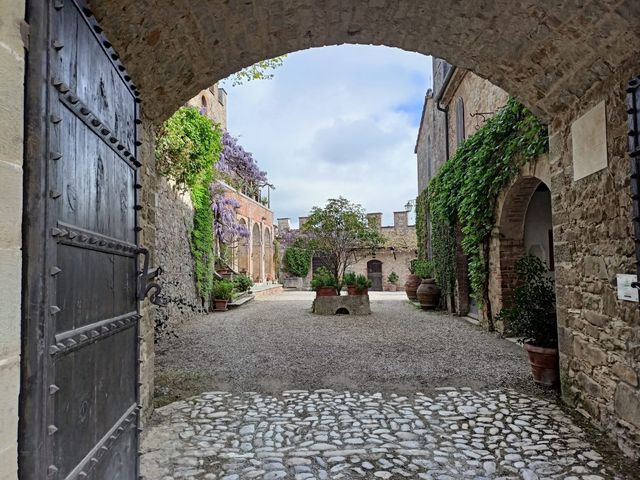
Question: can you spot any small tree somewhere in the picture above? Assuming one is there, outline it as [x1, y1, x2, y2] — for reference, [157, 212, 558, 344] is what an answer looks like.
[301, 197, 384, 289]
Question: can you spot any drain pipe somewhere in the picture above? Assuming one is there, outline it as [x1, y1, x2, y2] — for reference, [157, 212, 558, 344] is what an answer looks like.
[435, 65, 456, 160]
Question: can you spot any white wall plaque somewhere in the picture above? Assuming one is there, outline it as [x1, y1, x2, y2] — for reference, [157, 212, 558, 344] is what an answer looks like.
[617, 274, 639, 302]
[572, 100, 608, 181]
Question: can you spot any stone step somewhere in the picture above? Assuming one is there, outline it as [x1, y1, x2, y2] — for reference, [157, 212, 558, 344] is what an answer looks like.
[228, 293, 255, 308]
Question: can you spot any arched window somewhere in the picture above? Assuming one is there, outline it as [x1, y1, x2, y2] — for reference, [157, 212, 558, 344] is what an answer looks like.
[201, 95, 208, 108]
[455, 97, 465, 146]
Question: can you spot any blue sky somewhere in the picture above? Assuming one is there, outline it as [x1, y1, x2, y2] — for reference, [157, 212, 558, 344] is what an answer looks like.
[221, 45, 432, 229]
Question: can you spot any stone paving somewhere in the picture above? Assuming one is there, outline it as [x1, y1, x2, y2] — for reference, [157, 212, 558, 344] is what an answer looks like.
[141, 387, 624, 480]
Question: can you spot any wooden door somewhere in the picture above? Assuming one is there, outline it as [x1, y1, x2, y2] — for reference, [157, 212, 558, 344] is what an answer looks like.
[367, 260, 383, 291]
[21, 1, 142, 478]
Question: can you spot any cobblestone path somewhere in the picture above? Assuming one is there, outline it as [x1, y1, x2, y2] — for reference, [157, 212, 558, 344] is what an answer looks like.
[143, 293, 630, 479]
[141, 388, 624, 480]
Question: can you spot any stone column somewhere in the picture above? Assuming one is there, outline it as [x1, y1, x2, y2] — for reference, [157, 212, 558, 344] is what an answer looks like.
[0, 1, 26, 478]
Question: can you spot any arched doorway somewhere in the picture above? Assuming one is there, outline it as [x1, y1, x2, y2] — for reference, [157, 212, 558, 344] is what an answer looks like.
[367, 259, 383, 291]
[264, 227, 273, 281]
[494, 176, 553, 332]
[251, 223, 262, 283]
[237, 219, 249, 275]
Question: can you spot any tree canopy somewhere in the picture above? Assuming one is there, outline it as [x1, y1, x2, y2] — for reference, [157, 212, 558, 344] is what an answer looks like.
[301, 197, 384, 287]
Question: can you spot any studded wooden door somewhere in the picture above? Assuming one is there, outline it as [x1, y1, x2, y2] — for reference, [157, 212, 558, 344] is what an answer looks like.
[367, 260, 383, 291]
[21, 0, 142, 478]
[627, 76, 640, 285]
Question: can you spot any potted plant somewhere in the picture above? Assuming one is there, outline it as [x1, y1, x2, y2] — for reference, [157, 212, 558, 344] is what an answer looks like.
[233, 273, 253, 293]
[212, 280, 235, 312]
[354, 274, 372, 296]
[311, 267, 338, 297]
[405, 259, 421, 301]
[343, 272, 357, 295]
[415, 259, 441, 310]
[495, 255, 558, 386]
[387, 271, 399, 292]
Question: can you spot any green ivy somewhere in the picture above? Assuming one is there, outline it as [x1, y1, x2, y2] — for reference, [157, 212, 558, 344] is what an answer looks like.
[415, 188, 429, 261]
[426, 98, 548, 309]
[155, 107, 223, 298]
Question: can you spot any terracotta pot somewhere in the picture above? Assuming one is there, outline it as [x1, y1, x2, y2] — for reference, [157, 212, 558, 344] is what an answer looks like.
[387, 284, 397, 292]
[405, 274, 421, 301]
[316, 286, 337, 297]
[346, 285, 357, 295]
[524, 343, 559, 386]
[354, 288, 368, 296]
[416, 278, 441, 310]
[214, 299, 228, 312]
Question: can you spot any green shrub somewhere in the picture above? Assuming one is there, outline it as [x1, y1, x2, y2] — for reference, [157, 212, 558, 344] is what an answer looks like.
[355, 274, 372, 292]
[343, 272, 357, 286]
[311, 267, 337, 290]
[387, 271, 399, 284]
[211, 280, 234, 301]
[495, 256, 557, 347]
[283, 245, 312, 277]
[413, 259, 434, 279]
[233, 274, 253, 293]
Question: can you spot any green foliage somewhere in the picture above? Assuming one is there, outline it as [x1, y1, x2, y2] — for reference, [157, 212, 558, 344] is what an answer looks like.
[211, 280, 235, 301]
[495, 256, 557, 347]
[355, 274, 372, 292]
[226, 56, 287, 86]
[302, 197, 385, 286]
[426, 98, 548, 305]
[415, 189, 429, 261]
[155, 107, 223, 298]
[310, 267, 338, 290]
[283, 241, 312, 277]
[343, 272, 357, 286]
[233, 274, 253, 293]
[273, 240, 280, 281]
[387, 271, 399, 284]
[413, 259, 434, 279]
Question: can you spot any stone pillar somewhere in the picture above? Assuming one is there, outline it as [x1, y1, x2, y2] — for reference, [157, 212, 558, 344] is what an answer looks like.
[277, 218, 290, 231]
[367, 212, 382, 229]
[0, 1, 26, 478]
[393, 211, 408, 229]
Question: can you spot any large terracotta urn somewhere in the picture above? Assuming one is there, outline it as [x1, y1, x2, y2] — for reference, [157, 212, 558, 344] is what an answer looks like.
[524, 343, 559, 386]
[416, 278, 441, 310]
[405, 274, 421, 301]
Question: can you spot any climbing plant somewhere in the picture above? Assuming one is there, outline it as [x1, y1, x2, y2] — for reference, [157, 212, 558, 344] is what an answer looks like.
[283, 240, 312, 278]
[415, 189, 428, 261]
[426, 98, 548, 309]
[155, 107, 223, 298]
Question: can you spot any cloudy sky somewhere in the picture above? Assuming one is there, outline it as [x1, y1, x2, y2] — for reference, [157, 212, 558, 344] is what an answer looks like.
[221, 45, 432, 229]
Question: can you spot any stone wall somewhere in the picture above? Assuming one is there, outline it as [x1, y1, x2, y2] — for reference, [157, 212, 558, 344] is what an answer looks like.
[550, 61, 640, 459]
[153, 179, 206, 337]
[0, 0, 25, 477]
[185, 83, 228, 129]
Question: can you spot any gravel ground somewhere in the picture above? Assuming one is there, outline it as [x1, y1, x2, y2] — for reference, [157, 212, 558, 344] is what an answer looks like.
[154, 291, 547, 406]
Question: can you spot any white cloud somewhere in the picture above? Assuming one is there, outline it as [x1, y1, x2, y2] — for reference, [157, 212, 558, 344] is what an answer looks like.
[222, 45, 432, 228]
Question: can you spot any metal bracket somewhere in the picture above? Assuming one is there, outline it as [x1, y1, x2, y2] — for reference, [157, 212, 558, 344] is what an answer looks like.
[135, 247, 164, 305]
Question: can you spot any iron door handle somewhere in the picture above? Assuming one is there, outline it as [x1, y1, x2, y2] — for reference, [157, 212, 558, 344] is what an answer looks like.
[135, 247, 164, 305]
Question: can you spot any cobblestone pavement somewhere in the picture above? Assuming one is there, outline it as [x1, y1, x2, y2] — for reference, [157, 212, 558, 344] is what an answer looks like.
[141, 388, 626, 480]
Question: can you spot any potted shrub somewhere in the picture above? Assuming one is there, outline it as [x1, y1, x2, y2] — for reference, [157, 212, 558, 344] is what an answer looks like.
[387, 271, 399, 292]
[354, 274, 372, 296]
[405, 259, 421, 301]
[343, 272, 357, 295]
[212, 280, 235, 312]
[415, 259, 441, 310]
[311, 267, 338, 297]
[233, 273, 253, 293]
[496, 255, 558, 386]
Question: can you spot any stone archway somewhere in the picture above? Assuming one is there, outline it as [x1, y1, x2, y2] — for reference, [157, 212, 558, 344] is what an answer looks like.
[88, 1, 640, 123]
[237, 219, 249, 275]
[251, 223, 262, 283]
[491, 174, 553, 333]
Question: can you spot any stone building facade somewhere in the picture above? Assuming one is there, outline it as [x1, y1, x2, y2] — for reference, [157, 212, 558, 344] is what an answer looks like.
[185, 84, 228, 129]
[278, 211, 416, 292]
[416, 58, 554, 326]
[4, 2, 640, 477]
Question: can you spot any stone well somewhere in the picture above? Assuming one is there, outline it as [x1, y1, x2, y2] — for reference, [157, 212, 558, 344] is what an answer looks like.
[313, 295, 371, 315]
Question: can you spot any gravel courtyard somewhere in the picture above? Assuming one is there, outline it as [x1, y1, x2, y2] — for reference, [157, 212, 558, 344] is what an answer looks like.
[154, 291, 537, 404]
[143, 292, 633, 479]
